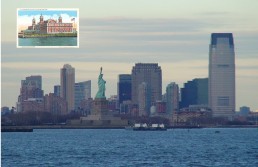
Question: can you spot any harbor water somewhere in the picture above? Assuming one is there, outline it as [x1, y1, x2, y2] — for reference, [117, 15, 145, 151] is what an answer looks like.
[2, 128, 258, 167]
[18, 37, 77, 47]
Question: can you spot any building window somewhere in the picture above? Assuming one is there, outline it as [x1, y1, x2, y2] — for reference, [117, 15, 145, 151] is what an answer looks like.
[217, 96, 229, 106]
[217, 64, 229, 68]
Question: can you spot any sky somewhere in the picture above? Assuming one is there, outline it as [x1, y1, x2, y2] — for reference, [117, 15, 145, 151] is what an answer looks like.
[18, 9, 78, 17]
[1, 0, 258, 111]
[17, 9, 78, 32]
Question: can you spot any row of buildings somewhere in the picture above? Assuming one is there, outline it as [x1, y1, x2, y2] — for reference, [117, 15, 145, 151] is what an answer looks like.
[5, 33, 240, 120]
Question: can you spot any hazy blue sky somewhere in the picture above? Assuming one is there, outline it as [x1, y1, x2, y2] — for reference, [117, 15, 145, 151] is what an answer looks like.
[1, 0, 258, 111]
[18, 9, 77, 17]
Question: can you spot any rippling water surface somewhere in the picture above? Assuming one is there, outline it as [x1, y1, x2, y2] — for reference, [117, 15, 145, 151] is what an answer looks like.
[19, 37, 77, 46]
[2, 128, 258, 167]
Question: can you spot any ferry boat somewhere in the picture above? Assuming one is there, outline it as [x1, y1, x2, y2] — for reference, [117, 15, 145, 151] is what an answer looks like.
[125, 123, 167, 131]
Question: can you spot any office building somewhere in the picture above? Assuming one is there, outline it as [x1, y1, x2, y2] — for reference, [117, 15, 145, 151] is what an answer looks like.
[17, 75, 44, 112]
[209, 33, 235, 118]
[60, 64, 75, 112]
[138, 82, 151, 116]
[131, 63, 162, 108]
[180, 78, 208, 109]
[74, 81, 91, 110]
[54, 85, 61, 97]
[117, 74, 131, 104]
[44, 93, 68, 115]
[166, 82, 179, 115]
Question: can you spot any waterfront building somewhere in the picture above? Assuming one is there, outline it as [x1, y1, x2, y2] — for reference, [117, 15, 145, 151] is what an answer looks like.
[54, 85, 61, 97]
[22, 98, 44, 113]
[173, 109, 211, 125]
[117, 74, 132, 105]
[60, 64, 75, 112]
[108, 95, 118, 112]
[131, 63, 162, 111]
[17, 75, 44, 112]
[44, 93, 68, 115]
[156, 101, 166, 113]
[138, 82, 151, 116]
[120, 100, 133, 114]
[239, 106, 251, 116]
[180, 78, 208, 109]
[209, 33, 235, 118]
[74, 81, 91, 110]
[80, 98, 93, 115]
[166, 82, 179, 116]
[27, 14, 73, 34]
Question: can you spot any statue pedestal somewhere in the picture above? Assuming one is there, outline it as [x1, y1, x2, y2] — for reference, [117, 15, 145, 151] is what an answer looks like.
[78, 98, 128, 126]
[92, 98, 109, 116]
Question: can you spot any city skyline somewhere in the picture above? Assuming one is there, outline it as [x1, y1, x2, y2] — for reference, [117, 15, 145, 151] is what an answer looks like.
[1, 0, 258, 111]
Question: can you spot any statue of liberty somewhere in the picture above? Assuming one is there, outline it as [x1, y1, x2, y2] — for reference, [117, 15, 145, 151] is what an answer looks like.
[95, 67, 106, 98]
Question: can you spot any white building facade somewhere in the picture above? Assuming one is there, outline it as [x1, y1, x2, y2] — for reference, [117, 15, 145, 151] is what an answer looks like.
[209, 33, 235, 118]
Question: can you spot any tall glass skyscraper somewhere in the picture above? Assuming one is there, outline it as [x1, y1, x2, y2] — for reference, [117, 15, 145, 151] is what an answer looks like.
[209, 33, 235, 118]
[74, 80, 91, 110]
[60, 64, 75, 112]
[180, 78, 208, 109]
[117, 74, 131, 104]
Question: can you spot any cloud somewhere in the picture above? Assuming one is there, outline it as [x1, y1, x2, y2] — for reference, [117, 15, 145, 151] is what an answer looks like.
[2, 17, 258, 110]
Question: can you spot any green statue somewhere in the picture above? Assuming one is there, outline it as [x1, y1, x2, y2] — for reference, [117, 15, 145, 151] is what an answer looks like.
[95, 67, 106, 98]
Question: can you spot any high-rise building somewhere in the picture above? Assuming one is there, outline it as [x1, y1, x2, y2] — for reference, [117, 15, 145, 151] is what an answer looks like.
[17, 75, 44, 112]
[138, 82, 151, 116]
[166, 82, 179, 115]
[131, 63, 162, 109]
[54, 85, 61, 97]
[24, 75, 42, 89]
[74, 81, 91, 110]
[209, 33, 235, 118]
[180, 78, 208, 109]
[44, 93, 68, 115]
[117, 74, 132, 104]
[60, 64, 75, 112]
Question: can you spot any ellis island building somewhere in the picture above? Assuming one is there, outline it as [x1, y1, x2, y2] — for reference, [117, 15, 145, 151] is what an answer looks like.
[27, 14, 73, 34]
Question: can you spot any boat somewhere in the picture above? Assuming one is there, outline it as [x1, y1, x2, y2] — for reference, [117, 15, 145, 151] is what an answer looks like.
[125, 123, 167, 131]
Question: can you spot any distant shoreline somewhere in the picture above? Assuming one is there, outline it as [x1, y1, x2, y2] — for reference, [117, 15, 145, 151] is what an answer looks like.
[18, 33, 77, 38]
[2, 125, 258, 131]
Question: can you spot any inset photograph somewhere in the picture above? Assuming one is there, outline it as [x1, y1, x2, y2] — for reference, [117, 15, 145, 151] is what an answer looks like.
[17, 8, 79, 48]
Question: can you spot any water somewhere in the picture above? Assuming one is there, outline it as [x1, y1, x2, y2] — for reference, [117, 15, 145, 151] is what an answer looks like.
[2, 128, 258, 167]
[18, 37, 77, 47]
